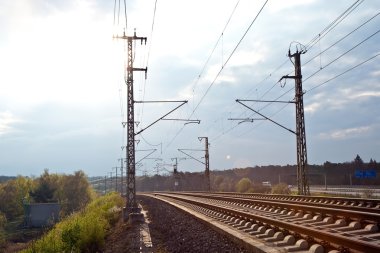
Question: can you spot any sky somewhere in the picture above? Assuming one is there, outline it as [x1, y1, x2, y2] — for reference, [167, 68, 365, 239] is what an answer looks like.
[0, 0, 379, 177]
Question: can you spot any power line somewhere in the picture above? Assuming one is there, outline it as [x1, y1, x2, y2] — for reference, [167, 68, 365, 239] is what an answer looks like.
[163, 0, 244, 149]
[123, 0, 127, 31]
[304, 10, 380, 67]
[166, 0, 269, 149]
[203, 1, 366, 142]
[231, 20, 380, 141]
[307, 52, 380, 93]
[190, 0, 269, 119]
[234, 11, 380, 137]
[204, 58, 289, 136]
[139, 0, 159, 126]
[113, 0, 117, 25]
[191, 0, 241, 96]
[146, 0, 158, 67]
[305, 0, 364, 51]
[238, 53, 380, 139]
[118, 0, 121, 25]
[304, 28, 380, 83]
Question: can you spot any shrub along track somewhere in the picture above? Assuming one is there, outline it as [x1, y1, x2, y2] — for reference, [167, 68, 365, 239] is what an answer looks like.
[141, 192, 380, 253]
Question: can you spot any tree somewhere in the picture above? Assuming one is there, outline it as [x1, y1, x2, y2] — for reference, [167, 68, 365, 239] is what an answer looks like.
[29, 169, 58, 203]
[236, 178, 252, 193]
[0, 211, 6, 247]
[353, 154, 364, 168]
[368, 158, 377, 168]
[212, 175, 224, 192]
[59, 171, 94, 215]
[0, 177, 34, 220]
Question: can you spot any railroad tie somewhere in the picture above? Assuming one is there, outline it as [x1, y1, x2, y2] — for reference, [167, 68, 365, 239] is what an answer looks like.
[274, 235, 296, 247]
[309, 216, 333, 227]
[264, 231, 284, 243]
[226, 217, 240, 225]
[284, 239, 309, 252]
[249, 225, 266, 235]
[237, 221, 253, 230]
[334, 221, 361, 232]
[347, 223, 378, 235]
[318, 218, 346, 229]
[308, 244, 324, 253]
[256, 228, 275, 239]
[232, 219, 246, 228]
[243, 223, 259, 233]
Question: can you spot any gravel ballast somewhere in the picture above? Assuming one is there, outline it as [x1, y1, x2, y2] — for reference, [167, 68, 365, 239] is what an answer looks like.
[139, 195, 249, 253]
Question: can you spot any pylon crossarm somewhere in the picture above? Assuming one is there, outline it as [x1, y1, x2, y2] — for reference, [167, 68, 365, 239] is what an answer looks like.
[178, 149, 205, 165]
[236, 99, 296, 135]
[135, 101, 188, 135]
[135, 149, 157, 165]
[228, 118, 266, 124]
[161, 118, 200, 125]
[237, 99, 296, 104]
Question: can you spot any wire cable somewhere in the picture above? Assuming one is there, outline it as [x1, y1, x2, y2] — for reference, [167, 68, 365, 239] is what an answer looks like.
[202, 1, 365, 140]
[304, 28, 380, 83]
[123, 0, 128, 31]
[139, 0, 158, 126]
[164, 0, 245, 149]
[113, 0, 117, 25]
[304, 10, 380, 67]
[166, 0, 270, 148]
[231, 10, 380, 140]
[307, 52, 380, 93]
[189, 0, 269, 120]
[305, 0, 364, 51]
[167, 1, 272, 151]
[191, 0, 241, 96]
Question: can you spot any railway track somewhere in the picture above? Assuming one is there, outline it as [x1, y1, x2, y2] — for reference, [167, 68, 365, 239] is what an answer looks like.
[142, 192, 380, 253]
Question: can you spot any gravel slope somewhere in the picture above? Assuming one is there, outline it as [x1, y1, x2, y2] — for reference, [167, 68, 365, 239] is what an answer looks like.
[139, 195, 249, 253]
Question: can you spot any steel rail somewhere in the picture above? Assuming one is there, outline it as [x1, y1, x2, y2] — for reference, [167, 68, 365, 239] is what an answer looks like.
[154, 192, 380, 253]
[177, 191, 380, 214]
[216, 192, 380, 207]
[167, 192, 380, 223]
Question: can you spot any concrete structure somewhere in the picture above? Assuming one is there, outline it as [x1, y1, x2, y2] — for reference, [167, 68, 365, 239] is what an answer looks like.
[24, 203, 60, 228]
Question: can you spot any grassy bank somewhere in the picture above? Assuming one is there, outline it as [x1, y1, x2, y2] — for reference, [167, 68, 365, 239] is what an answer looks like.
[22, 192, 123, 253]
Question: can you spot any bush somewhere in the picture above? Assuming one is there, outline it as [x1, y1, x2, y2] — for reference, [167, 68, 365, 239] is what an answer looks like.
[252, 185, 271, 193]
[235, 178, 252, 193]
[22, 192, 123, 253]
[0, 212, 6, 247]
[271, 183, 291, 194]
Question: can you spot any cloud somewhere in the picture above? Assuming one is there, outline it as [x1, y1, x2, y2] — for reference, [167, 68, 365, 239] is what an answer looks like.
[202, 64, 236, 85]
[371, 70, 380, 77]
[268, 0, 316, 13]
[0, 111, 20, 136]
[319, 125, 374, 140]
[1, 0, 380, 175]
[304, 101, 322, 113]
[349, 91, 380, 99]
[0, 0, 122, 109]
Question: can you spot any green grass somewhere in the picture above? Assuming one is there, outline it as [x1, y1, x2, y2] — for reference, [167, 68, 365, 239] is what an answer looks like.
[21, 192, 123, 253]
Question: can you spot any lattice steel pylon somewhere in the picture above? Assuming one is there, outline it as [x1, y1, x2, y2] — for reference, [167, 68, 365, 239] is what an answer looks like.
[116, 30, 147, 219]
[288, 49, 310, 195]
[198, 137, 210, 191]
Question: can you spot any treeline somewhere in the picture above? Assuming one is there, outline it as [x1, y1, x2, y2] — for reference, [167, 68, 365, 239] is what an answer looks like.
[136, 155, 380, 192]
[0, 169, 94, 226]
[0, 176, 15, 184]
